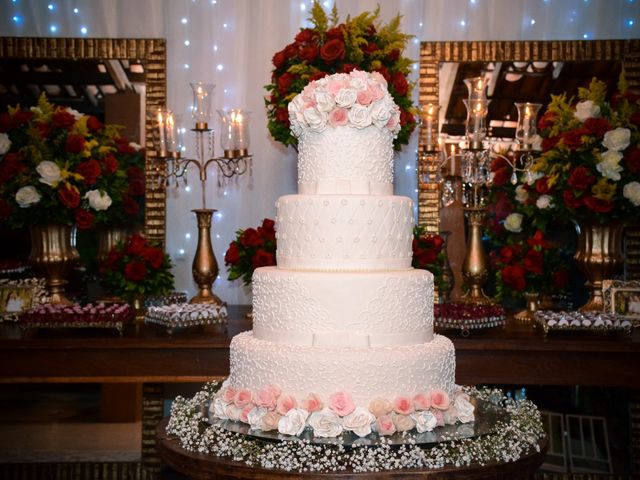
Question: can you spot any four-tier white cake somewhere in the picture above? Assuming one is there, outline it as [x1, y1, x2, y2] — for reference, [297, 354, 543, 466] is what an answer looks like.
[211, 70, 473, 438]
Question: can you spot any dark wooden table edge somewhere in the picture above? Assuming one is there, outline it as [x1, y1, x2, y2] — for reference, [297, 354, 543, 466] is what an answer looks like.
[156, 419, 548, 480]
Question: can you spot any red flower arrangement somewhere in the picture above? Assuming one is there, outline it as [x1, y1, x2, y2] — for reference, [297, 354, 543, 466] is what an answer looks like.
[411, 226, 447, 294]
[265, 1, 416, 151]
[224, 219, 277, 286]
[0, 93, 145, 230]
[99, 233, 174, 302]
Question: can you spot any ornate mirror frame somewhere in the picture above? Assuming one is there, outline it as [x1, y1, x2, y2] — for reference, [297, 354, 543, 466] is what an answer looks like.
[0, 37, 167, 244]
[417, 39, 640, 229]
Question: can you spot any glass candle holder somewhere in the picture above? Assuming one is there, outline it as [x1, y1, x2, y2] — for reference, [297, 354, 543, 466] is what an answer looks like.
[190, 82, 215, 130]
[463, 76, 489, 101]
[515, 102, 542, 149]
[217, 109, 251, 157]
[463, 99, 490, 148]
[154, 107, 170, 156]
[166, 112, 183, 158]
[420, 103, 439, 151]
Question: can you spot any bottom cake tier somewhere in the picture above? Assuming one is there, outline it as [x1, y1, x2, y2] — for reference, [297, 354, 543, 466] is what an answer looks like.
[224, 330, 456, 407]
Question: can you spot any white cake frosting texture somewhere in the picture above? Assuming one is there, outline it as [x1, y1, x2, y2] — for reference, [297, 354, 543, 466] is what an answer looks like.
[213, 70, 473, 438]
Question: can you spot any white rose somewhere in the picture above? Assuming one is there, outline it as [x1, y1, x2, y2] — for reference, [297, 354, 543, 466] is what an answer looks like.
[526, 170, 543, 186]
[335, 88, 357, 109]
[302, 107, 327, 133]
[342, 407, 375, 437]
[348, 76, 367, 91]
[531, 134, 542, 151]
[308, 408, 343, 437]
[623, 181, 640, 206]
[515, 185, 529, 203]
[209, 397, 229, 420]
[224, 404, 242, 421]
[129, 142, 142, 151]
[15, 186, 41, 208]
[247, 407, 267, 430]
[85, 189, 112, 211]
[313, 90, 335, 113]
[574, 100, 600, 122]
[536, 194, 554, 209]
[596, 150, 624, 181]
[36, 161, 62, 186]
[0, 132, 11, 155]
[454, 395, 475, 423]
[277, 408, 309, 436]
[504, 213, 523, 233]
[411, 410, 438, 433]
[348, 103, 372, 129]
[602, 127, 631, 152]
[442, 405, 459, 425]
[370, 99, 392, 129]
[65, 107, 83, 120]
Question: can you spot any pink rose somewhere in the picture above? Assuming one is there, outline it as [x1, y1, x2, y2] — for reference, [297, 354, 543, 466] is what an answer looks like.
[430, 389, 450, 410]
[356, 89, 373, 105]
[261, 411, 281, 431]
[369, 84, 385, 101]
[433, 409, 445, 427]
[254, 388, 278, 410]
[327, 79, 347, 96]
[329, 391, 355, 416]
[386, 116, 398, 130]
[329, 108, 349, 127]
[276, 393, 298, 415]
[234, 389, 253, 408]
[301, 393, 324, 412]
[393, 395, 414, 415]
[221, 386, 237, 404]
[239, 405, 254, 423]
[413, 393, 431, 411]
[266, 384, 282, 397]
[376, 414, 396, 436]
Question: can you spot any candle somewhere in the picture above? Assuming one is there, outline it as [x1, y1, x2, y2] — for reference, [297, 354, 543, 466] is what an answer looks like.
[425, 103, 434, 149]
[230, 110, 244, 149]
[156, 109, 166, 155]
[449, 144, 456, 174]
[166, 112, 176, 155]
[523, 104, 531, 140]
[473, 102, 482, 142]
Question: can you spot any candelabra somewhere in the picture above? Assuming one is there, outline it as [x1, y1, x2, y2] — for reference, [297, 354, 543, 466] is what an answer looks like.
[152, 82, 252, 305]
[420, 76, 541, 305]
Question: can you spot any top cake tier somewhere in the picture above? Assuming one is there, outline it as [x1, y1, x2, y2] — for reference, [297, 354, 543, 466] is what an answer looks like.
[289, 70, 400, 196]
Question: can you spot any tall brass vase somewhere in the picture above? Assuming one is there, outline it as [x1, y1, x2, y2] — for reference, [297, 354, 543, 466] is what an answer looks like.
[190, 209, 223, 305]
[29, 224, 80, 305]
[461, 207, 492, 304]
[574, 220, 624, 311]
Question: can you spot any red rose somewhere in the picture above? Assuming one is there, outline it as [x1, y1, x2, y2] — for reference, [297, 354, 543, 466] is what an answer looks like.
[326, 26, 344, 40]
[537, 110, 556, 131]
[275, 107, 290, 127]
[277, 72, 295, 96]
[553, 270, 569, 289]
[501, 264, 526, 292]
[386, 49, 400, 62]
[490, 156, 510, 171]
[492, 167, 511, 186]
[76, 159, 101, 185]
[65, 134, 86, 153]
[523, 249, 544, 274]
[224, 242, 241, 265]
[0, 198, 12, 219]
[126, 166, 145, 179]
[116, 139, 136, 155]
[124, 260, 148, 282]
[299, 44, 319, 62]
[0, 109, 33, 132]
[567, 166, 596, 190]
[340, 64, 358, 74]
[624, 148, 640, 174]
[320, 39, 345, 63]
[58, 186, 80, 209]
[0, 152, 27, 183]
[104, 249, 123, 271]
[258, 218, 276, 241]
[430, 235, 444, 251]
[541, 136, 560, 151]
[126, 234, 148, 255]
[499, 246, 516, 264]
[123, 195, 140, 216]
[630, 110, 640, 127]
[527, 231, 550, 249]
[272, 50, 287, 69]
[128, 177, 146, 196]
[584, 196, 614, 213]
[36, 122, 52, 139]
[563, 189, 583, 209]
[52, 110, 76, 130]
[391, 72, 409, 96]
[251, 249, 275, 269]
[583, 117, 611, 138]
[399, 109, 414, 127]
[535, 177, 551, 194]
[142, 246, 165, 269]
[102, 154, 119, 174]
[362, 42, 379, 55]
[284, 43, 299, 60]
[295, 28, 315, 43]
[374, 65, 390, 82]
[415, 248, 437, 267]
[87, 116, 104, 132]
[74, 209, 94, 230]
[240, 228, 264, 248]
[561, 127, 589, 151]
[309, 71, 328, 82]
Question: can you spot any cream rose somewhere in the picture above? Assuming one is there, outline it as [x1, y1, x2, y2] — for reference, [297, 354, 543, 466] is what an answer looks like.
[348, 103, 372, 129]
[308, 408, 343, 437]
[247, 407, 267, 430]
[210, 397, 229, 420]
[342, 407, 375, 437]
[334, 88, 357, 109]
[515, 185, 529, 204]
[574, 100, 600, 122]
[536, 194, 553, 209]
[368, 397, 392, 418]
[36, 161, 62, 186]
[454, 395, 475, 423]
[66, 107, 83, 120]
[391, 413, 416, 432]
[277, 408, 309, 436]
[623, 181, 640, 206]
[0, 132, 11, 155]
[411, 410, 438, 433]
[602, 127, 631, 152]
[15, 186, 41, 208]
[129, 142, 142, 151]
[224, 404, 242, 421]
[597, 150, 624, 181]
[504, 213, 524, 233]
[85, 190, 112, 211]
[260, 411, 282, 431]
[302, 107, 328, 133]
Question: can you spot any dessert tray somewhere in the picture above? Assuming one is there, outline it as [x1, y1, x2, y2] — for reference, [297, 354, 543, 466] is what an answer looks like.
[166, 382, 544, 474]
[19, 302, 132, 334]
[145, 303, 228, 333]
[534, 310, 633, 336]
[434, 303, 506, 336]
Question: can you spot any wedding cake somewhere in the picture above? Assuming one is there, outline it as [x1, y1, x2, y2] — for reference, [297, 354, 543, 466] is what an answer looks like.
[211, 70, 473, 437]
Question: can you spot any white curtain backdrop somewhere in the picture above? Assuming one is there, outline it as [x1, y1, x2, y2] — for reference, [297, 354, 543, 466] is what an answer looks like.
[2, 0, 637, 303]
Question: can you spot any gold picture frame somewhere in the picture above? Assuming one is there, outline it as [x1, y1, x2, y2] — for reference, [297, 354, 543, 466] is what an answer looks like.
[0, 278, 49, 321]
[603, 279, 640, 322]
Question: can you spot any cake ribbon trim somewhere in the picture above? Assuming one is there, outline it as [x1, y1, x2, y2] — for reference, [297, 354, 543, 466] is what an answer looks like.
[253, 326, 431, 348]
[299, 179, 393, 196]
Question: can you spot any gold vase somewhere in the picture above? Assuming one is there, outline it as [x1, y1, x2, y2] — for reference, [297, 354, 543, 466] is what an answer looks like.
[190, 209, 223, 305]
[29, 223, 80, 305]
[438, 231, 454, 303]
[96, 225, 131, 263]
[573, 220, 624, 311]
[461, 207, 493, 304]
[514, 292, 540, 323]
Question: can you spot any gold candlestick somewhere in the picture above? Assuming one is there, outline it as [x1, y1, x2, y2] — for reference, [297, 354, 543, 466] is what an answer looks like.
[190, 209, 223, 305]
